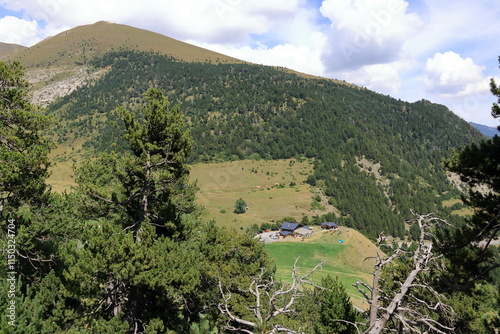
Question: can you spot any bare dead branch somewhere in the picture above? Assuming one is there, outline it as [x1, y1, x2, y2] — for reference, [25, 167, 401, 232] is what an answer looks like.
[361, 213, 455, 334]
[218, 257, 326, 334]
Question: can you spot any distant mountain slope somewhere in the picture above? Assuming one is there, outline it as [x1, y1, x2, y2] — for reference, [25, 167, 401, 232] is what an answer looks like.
[0, 42, 26, 59]
[45, 50, 484, 239]
[470, 122, 498, 137]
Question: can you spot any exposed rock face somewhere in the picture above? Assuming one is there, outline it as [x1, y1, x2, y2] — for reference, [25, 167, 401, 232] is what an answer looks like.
[26, 66, 107, 106]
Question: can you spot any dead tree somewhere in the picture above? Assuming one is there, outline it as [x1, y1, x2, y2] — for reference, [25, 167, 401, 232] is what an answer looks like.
[354, 213, 455, 334]
[217, 258, 325, 334]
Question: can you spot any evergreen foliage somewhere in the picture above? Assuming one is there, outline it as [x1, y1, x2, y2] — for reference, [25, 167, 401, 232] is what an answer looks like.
[0, 61, 52, 216]
[314, 275, 357, 334]
[442, 60, 500, 282]
[234, 198, 247, 214]
[438, 58, 500, 332]
[0, 82, 275, 333]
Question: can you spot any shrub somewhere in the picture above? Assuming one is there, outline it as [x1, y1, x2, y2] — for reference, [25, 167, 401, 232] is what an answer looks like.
[234, 198, 248, 214]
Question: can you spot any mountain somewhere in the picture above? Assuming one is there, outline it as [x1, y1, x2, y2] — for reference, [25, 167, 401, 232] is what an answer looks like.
[7, 21, 323, 106]
[4, 22, 485, 239]
[5, 21, 247, 106]
[0, 41, 26, 59]
[470, 122, 498, 137]
[11, 21, 247, 67]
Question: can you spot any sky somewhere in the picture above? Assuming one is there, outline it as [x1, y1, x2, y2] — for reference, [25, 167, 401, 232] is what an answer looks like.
[0, 0, 499, 126]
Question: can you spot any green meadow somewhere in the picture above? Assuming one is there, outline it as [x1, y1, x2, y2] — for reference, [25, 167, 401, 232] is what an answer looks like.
[265, 229, 377, 309]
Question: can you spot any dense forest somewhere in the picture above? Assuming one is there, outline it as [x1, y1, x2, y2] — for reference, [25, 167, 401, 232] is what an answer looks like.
[48, 50, 484, 239]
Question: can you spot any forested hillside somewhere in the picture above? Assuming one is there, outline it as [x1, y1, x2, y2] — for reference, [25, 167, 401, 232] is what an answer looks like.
[46, 50, 484, 239]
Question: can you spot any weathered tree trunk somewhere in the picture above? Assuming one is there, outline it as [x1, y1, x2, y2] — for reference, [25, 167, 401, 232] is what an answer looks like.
[369, 264, 381, 327]
[126, 286, 143, 334]
[106, 277, 123, 317]
[367, 254, 427, 334]
[358, 214, 454, 334]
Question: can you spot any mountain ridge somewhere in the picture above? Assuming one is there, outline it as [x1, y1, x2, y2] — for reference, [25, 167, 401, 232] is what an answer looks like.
[10, 21, 245, 67]
[470, 122, 498, 137]
[0, 41, 26, 59]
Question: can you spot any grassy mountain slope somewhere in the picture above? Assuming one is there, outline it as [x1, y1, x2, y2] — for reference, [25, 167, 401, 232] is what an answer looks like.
[5, 22, 330, 106]
[5, 21, 247, 106]
[190, 159, 332, 230]
[3, 22, 485, 240]
[11, 21, 243, 68]
[0, 42, 26, 59]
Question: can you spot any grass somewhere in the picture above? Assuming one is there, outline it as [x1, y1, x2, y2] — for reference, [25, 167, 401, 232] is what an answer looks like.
[13, 21, 245, 69]
[265, 228, 377, 309]
[47, 155, 335, 228]
[47, 137, 86, 193]
[190, 159, 332, 230]
[442, 198, 474, 217]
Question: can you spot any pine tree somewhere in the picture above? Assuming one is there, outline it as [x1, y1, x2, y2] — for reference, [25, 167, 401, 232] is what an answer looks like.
[0, 60, 52, 217]
[0, 61, 57, 331]
[444, 57, 500, 282]
[66, 88, 200, 332]
[314, 275, 357, 334]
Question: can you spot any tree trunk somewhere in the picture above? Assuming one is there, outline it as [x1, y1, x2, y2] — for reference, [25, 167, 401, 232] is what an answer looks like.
[366, 246, 431, 334]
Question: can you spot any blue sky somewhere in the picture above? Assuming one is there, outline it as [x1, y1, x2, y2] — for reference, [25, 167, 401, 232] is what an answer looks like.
[0, 0, 499, 126]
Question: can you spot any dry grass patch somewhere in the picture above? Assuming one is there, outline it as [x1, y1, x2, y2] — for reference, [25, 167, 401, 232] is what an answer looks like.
[190, 159, 331, 230]
[47, 138, 86, 193]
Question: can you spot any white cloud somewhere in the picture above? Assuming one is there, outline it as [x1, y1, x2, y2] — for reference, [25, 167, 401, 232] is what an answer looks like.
[0, 0, 306, 45]
[189, 37, 326, 77]
[241, 0, 304, 17]
[424, 51, 484, 96]
[406, 0, 500, 61]
[0, 16, 40, 45]
[335, 59, 416, 95]
[319, 0, 423, 72]
[419, 51, 499, 126]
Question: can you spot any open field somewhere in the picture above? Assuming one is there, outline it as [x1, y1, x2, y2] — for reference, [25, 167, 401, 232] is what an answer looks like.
[48, 158, 333, 230]
[190, 159, 332, 230]
[46, 146, 377, 309]
[442, 198, 474, 217]
[47, 137, 86, 193]
[265, 228, 377, 309]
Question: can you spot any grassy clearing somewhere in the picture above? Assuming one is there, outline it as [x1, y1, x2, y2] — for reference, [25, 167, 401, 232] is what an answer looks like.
[47, 137, 86, 193]
[190, 159, 331, 230]
[266, 228, 376, 309]
[47, 157, 333, 228]
[442, 198, 474, 217]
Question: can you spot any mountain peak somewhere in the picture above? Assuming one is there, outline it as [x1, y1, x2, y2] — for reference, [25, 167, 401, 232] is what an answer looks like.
[10, 21, 245, 68]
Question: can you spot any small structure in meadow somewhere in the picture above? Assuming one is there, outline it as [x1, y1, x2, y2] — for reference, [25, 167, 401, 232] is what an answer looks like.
[294, 227, 313, 237]
[279, 222, 301, 238]
[321, 222, 338, 230]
